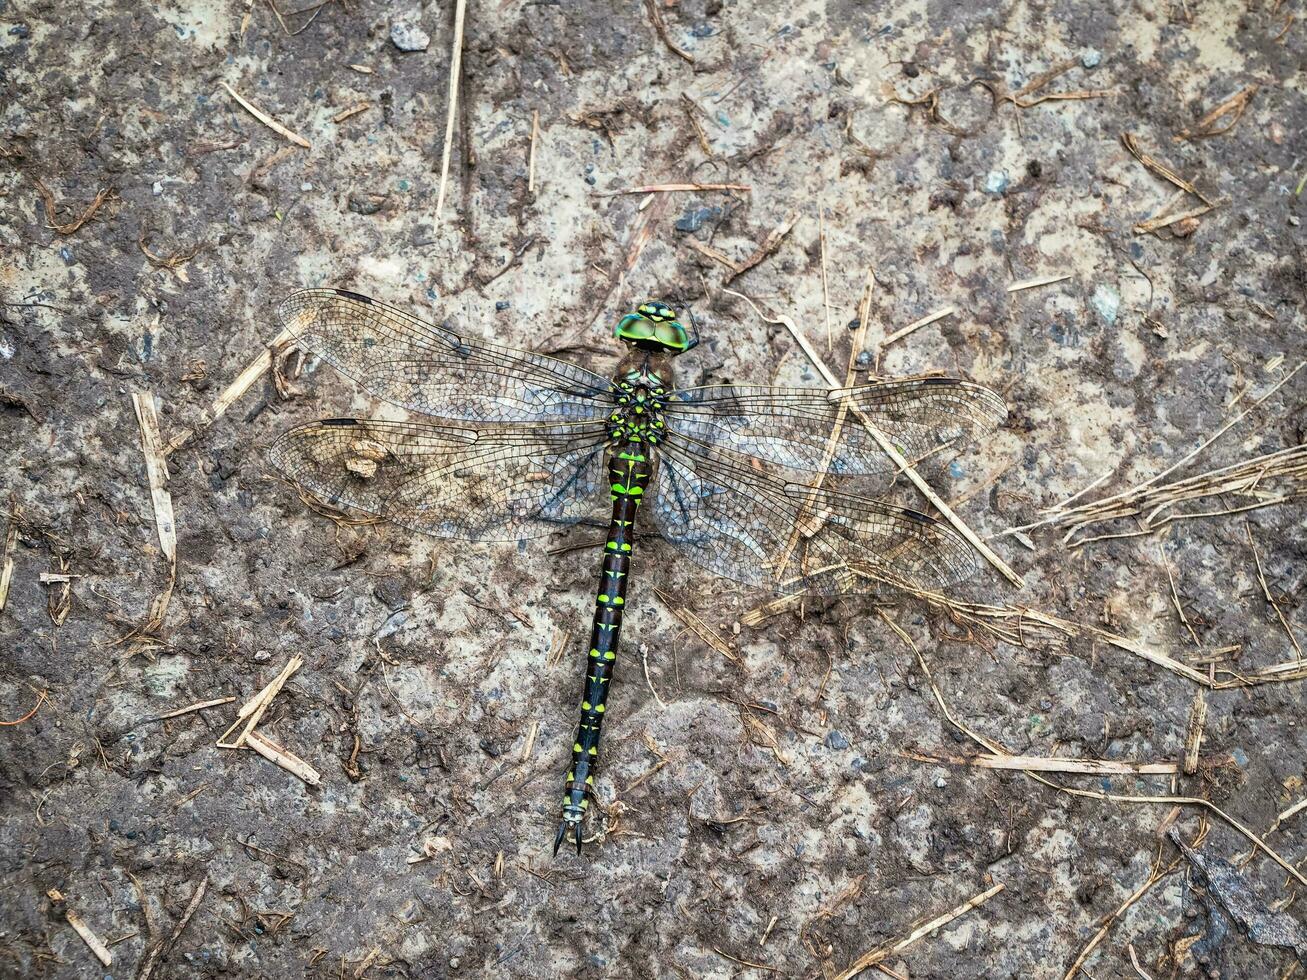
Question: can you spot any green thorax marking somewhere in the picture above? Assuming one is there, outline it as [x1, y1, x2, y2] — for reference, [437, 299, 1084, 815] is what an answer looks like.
[607, 367, 669, 447]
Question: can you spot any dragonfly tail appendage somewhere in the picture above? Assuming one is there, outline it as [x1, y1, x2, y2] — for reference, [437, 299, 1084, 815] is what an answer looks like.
[553, 450, 648, 856]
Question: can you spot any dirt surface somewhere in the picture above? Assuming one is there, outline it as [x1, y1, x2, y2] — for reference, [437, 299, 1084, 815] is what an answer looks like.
[2, 0, 1306, 977]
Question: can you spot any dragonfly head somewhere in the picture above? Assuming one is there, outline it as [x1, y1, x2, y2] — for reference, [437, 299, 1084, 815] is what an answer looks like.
[614, 301, 699, 354]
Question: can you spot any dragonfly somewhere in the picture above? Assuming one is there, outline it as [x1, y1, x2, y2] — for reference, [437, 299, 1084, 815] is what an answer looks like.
[267, 288, 1006, 855]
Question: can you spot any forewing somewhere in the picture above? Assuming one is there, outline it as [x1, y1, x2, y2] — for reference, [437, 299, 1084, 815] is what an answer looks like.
[666, 377, 1006, 476]
[280, 288, 614, 424]
[652, 435, 978, 596]
[268, 418, 610, 541]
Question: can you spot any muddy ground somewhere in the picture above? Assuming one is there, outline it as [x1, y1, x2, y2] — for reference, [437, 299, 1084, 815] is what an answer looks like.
[2, 0, 1306, 977]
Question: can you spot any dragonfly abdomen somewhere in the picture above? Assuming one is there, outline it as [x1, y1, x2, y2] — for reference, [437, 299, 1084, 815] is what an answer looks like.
[554, 447, 651, 855]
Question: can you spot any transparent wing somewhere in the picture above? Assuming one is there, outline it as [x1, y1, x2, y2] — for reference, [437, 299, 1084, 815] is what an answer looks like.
[666, 377, 1006, 476]
[280, 288, 615, 425]
[268, 418, 611, 541]
[652, 435, 979, 596]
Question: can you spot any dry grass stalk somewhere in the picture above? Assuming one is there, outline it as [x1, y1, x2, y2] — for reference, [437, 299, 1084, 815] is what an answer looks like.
[63, 906, 113, 966]
[833, 882, 1005, 980]
[527, 109, 540, 192]
[819, 205, 833, 351]
[881, 305, 956, 347]
[603, 182, 750, 195]
[1006, 58, 1113, 109]
[33, 178, 112, 234]
[1183, 691, 1207, 775]
[886, 612, 1307, 887]
[1246, 522, 1302, 659]
[643, 0, 693, 63]
[727, 211, 801, 284]
[219, 81, 310, 148]
[723, 289, 1024, 589]
[246, 729, 322, 785]
[1175, 84, 1258, 140]
[331, 102, 369, 124]
[139, 234, 201, 274]
[1135, 202, 1214, 234]
[686, 238, 741, 273]
[1062, 851, 1183, 979]
[434, 0, 468, 219]
[165, 324, 297, 456]
[919, 752, 1179, 775]
[138, 877, 207, 980]
[1121, 132, 1216, 207]
[218, 655, 303, 749]
[0, 497, 17, 613]
[653, 588, 740, 667]
[131, 393, 177, 562]
[148, 696, 236, 722]
[1007, 273, 1071, 293]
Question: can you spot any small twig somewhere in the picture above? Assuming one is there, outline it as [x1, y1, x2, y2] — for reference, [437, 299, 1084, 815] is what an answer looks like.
[144, 696, 237, 723]
[164, 324, 297, 456]
[138, 877, 208, 980]
[0, 497, 17, 613]
[63, 908, 113, 967]
[881, 305, 956, 347]
[434, 0, 468, 219]
[132, 393, 177, 562]
[1182, 690, 1207, 775]
[219, 81, 310, 148]
[819, 205, 832, 352]
[33, 178, 112, 235]
[644, 0, 693, 63]
[1007, 273, 1072, 293]
[0, 689, 47, 727]
[723, 290, 1023, 588]
[1175, 84, 1258, 140]
[527, 109, 540, 193]
[727, 211, 801, 284]
[246, 729, 322, 785]
[920, 752, 1179, 775]
[834, 882, 1005, 979]
[599, 181, 750, 196]
[1121, 132, 1215, 207]
[331, 102, 369, 124]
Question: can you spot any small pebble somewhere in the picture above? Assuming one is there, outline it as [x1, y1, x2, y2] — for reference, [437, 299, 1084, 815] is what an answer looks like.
[300, 181, 313, 191]
[253, 650, 272, 663]
[1090, 284, 1120, 325]
[9, 24, 31, 38]
[935, 776, 948, 789]
[984, 170, 1009, 195]
[390, 22, 430, 52]
[152, 181, 163, 196]
[1081, 48, 1102, 69]
[825, 730, 850, 750]
[495, 301, 510, 311]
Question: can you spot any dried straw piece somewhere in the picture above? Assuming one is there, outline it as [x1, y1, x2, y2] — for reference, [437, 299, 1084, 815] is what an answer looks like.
[920, 753, 1179, 775]
[727, 211, 800, 284]
[644, 0, 693, 63]
[33, 178, 112, 235]
[881, 305, 956, 347]
[1121, 132, 1216, 207]
[165, 324, 297, 456]
[331, 102, 369, 124]
[434, 0, 468, 219]
[654, 588, 740, 667]
[246, 729, 322, 785]
[527, 109, 540, 193]
[219, 81, 310, 149]
[1007, 273, 1071, 293]
[833, 882, 1005, 979]
[217, 655, 303, 749]
[0, 497, 17, 612]
[131, 393, 177, 562]
[1175, 84, 1257, 140]
[64, 908, 113, 967]
[720, 290, 1024, 589]
[601, 181, 750, 196]
[1183, 691, 1207, 775]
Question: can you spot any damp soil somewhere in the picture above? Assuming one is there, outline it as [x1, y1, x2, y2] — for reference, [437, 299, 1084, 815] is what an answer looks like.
[2, 0, 1306, 977]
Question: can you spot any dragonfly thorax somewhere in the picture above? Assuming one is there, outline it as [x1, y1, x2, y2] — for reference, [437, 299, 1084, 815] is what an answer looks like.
[608, 369, 668, 446]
